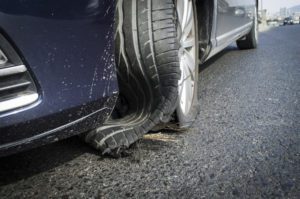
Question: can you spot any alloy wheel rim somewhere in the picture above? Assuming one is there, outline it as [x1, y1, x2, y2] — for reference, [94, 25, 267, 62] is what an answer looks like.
[177, 0, 197, 116]
[254, 8, 258, 42]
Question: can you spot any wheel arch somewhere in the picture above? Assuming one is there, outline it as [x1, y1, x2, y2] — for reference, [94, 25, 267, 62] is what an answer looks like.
[194, 0, 215, 63]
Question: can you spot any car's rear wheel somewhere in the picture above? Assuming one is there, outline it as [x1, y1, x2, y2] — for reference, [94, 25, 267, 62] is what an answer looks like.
[236, 7, 258, 50]
[85, 0, 199, 155]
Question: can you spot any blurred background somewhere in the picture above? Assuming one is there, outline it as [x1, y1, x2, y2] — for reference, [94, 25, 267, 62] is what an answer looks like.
[259, 0, 300, 27]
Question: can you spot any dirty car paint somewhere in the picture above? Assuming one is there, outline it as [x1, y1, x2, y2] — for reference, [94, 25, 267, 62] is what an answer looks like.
[0, 0, 118, 155]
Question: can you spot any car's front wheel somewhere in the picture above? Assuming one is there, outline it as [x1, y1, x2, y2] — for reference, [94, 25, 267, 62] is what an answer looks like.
[85, 0, 199, 155]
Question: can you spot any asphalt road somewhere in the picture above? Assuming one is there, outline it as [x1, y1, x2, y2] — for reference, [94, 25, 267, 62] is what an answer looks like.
[0, 25, 299, 199]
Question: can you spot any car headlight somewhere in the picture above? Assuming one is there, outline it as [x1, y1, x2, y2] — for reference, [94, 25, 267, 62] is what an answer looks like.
[0, 34, 39, 113]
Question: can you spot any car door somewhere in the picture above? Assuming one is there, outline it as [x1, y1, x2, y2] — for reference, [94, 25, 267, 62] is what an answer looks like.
[216, 0, 256, 46]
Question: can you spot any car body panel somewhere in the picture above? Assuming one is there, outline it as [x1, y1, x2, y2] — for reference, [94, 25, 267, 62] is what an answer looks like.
[207, 0, 256, 60]
[216, 0, 254, 38]
[0, 0, 118, 156]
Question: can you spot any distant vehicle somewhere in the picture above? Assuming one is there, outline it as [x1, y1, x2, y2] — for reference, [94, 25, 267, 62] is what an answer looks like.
[278, 20, 284, 26]
[267, 19, 279, 26]
[292, 16, 300, 24]
[0, 0, 258, 157]
[283, 17, 294, 25]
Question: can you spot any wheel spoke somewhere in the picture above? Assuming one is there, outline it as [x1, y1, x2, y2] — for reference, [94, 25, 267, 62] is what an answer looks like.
[185, 2, 193, 29]
[181, 14, 193, 42]
[182, 37, 195, 49]
[181, 1, 189, 30]
[176, 0, 184, 28]
[183, 49, 195, 78]
[179, 66, 186, 93]
[185, 93, 191, 113]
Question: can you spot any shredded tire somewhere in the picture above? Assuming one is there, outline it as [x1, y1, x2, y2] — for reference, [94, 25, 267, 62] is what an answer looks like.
[85, 0, 181, 156]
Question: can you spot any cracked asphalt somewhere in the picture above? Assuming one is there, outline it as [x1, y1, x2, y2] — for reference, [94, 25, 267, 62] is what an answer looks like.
[0, 25, 299, 199]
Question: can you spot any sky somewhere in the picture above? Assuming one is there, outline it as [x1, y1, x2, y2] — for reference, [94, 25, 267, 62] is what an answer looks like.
[261, 0, 300, 13]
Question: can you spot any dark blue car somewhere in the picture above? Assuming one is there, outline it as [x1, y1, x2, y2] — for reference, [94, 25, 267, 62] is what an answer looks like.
[0, 0, 258, 157]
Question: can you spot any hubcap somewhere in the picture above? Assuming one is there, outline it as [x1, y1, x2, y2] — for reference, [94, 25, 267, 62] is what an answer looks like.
[177, 0, 196, 115]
